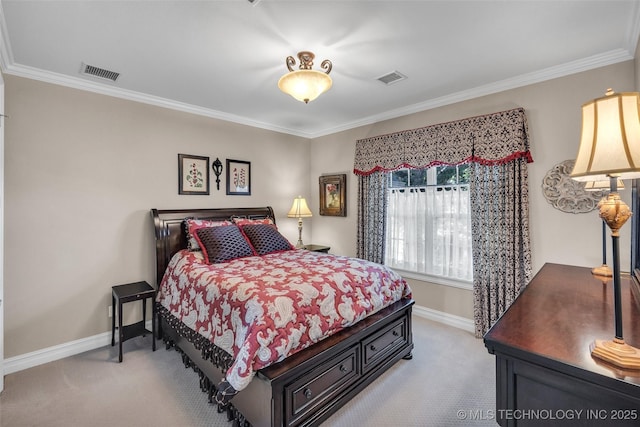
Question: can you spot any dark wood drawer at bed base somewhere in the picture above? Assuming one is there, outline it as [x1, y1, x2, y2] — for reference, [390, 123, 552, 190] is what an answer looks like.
[258, 298, 414, 427]
[160, 298, 414, 427]
[285, 344, 360, 425]
[362, 317, 408, 372]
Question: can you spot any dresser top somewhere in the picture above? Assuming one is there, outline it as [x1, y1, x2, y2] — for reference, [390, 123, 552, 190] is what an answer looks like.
[484, 263, 640, 386]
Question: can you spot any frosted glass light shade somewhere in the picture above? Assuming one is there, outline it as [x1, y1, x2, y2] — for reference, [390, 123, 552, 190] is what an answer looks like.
[278, 70, 332, 104]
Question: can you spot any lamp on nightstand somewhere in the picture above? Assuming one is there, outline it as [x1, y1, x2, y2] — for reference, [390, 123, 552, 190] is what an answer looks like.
[287, 196, 312, 248]
[571, 88, 640, 370]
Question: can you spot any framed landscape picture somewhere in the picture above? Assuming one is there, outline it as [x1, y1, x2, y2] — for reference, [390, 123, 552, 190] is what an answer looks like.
[226, 159, 251, 195]
[178, 154, 210, 195]
[319, 174, 346, 216]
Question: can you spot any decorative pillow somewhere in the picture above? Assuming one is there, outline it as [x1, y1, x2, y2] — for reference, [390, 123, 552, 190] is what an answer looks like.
[232, 217, 275, 227]
[194, 225, 256, 264]
[240, 224, 294, 256]
[184, 218, 232, 251]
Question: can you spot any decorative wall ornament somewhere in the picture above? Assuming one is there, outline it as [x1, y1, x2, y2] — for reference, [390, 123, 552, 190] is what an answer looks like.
[542, 159, 606, 213]
[212, 157, 223, 191]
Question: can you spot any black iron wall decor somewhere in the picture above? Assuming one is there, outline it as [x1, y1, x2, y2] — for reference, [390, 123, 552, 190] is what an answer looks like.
[212, 157, 223, 191]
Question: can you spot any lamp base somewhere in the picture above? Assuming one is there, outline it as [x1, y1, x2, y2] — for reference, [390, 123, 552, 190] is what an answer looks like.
[591, 264, 613, 277]
[295, 217, 304, 248]
[590, 338, 640, 370]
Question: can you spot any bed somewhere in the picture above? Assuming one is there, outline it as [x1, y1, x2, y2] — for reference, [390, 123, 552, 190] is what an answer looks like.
[152, 206, 414, 427]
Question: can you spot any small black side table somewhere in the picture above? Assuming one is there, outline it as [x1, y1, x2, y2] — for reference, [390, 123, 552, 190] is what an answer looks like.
[111, 281, 156, 362]
[302, 244, 330, 253]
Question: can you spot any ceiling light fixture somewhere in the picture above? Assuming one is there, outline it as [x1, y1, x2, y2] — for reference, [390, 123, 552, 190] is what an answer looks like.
[278, 51, 332, 104]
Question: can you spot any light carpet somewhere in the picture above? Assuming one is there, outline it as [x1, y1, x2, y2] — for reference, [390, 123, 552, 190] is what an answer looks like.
[0, 315, 496, 426]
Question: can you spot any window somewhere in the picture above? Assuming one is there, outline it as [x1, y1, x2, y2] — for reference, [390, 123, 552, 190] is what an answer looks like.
[385, 165, 473, 284]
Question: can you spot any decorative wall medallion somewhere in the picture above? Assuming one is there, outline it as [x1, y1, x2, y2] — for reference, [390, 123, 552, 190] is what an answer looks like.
[542, 159, 606, 213]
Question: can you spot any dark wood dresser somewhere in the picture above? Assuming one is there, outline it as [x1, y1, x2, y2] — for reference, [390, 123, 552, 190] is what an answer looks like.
[484, 263, 640, 426]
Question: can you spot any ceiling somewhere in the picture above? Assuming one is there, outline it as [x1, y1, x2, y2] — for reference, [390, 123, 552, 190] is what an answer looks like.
[1, 1, 639, 138]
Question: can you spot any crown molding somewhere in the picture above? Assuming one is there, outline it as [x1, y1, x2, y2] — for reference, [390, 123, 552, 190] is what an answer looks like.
[0, 1, 13, 72]
[626, 0, 640, 55]
[2, 61, 317, 138]
[0, 13, 633, 141]
[313, 49, 634, 137]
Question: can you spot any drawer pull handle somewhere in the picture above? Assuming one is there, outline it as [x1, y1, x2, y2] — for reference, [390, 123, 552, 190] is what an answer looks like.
[304, 388, 312, 399]
[370, 344, 377, 351]
[339, 364, 347, 372]
[392, 330, 399, 336]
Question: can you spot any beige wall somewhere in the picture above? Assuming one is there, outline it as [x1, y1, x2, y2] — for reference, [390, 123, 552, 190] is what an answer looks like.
[4, 59, 637, 358]
[310, 60, 636, 319]
[636, 41, 640, 89]
[4, 75, 310, 357]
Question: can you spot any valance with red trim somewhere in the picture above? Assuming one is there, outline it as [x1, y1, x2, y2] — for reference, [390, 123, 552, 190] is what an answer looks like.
[353, 107, 533, 176]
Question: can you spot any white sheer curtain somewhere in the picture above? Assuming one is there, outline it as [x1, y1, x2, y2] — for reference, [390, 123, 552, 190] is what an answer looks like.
[385, 186, 472, 281]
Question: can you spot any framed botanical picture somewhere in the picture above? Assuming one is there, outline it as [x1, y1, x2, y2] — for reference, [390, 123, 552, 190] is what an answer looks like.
[226, 159, 251, 195]
[319, 174, 346, 216]
[178, 154, 210, 195]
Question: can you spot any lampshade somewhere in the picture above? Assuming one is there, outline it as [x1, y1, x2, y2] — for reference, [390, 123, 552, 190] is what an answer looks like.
[583, 179, 624, 191]
[571, 89, 640, 182]
[278, 51, 332, 104]
[287, 196, 313, 218]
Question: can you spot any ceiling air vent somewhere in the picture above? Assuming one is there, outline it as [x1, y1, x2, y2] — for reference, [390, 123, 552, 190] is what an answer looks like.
[377, 71, 407, 85]
[80, 63, 120, 82]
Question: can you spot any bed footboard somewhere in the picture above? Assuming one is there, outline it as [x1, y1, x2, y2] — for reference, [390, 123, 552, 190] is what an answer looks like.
[158, 298, 414, 427]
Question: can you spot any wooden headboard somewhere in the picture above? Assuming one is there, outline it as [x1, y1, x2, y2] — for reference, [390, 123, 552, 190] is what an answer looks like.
[150, 207, 276, 288]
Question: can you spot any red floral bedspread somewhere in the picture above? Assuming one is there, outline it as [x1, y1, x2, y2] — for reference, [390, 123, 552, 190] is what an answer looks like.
[157, 249, 411, 393]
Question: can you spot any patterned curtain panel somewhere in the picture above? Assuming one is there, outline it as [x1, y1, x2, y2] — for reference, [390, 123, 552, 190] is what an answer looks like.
[356, 171, 387, 264]
[470, 159, 532, 337]
[354, 108, 533, 337]
[353, 108, 532, 176]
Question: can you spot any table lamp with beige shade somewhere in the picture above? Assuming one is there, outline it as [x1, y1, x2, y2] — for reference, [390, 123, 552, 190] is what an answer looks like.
[571, 89, 640, 370]
[287, 196, 312, 248]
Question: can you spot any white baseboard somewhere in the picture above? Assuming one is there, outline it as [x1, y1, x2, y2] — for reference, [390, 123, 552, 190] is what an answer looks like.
[412, 304, 475, 333]
[4, 320, 153, 375]
[4, 331, 112, 374]
[4, 308, 472, 375]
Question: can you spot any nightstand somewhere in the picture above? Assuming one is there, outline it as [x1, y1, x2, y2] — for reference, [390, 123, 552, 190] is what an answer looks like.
[301, 244, 330, 253]
[111, 281, 156, 362]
